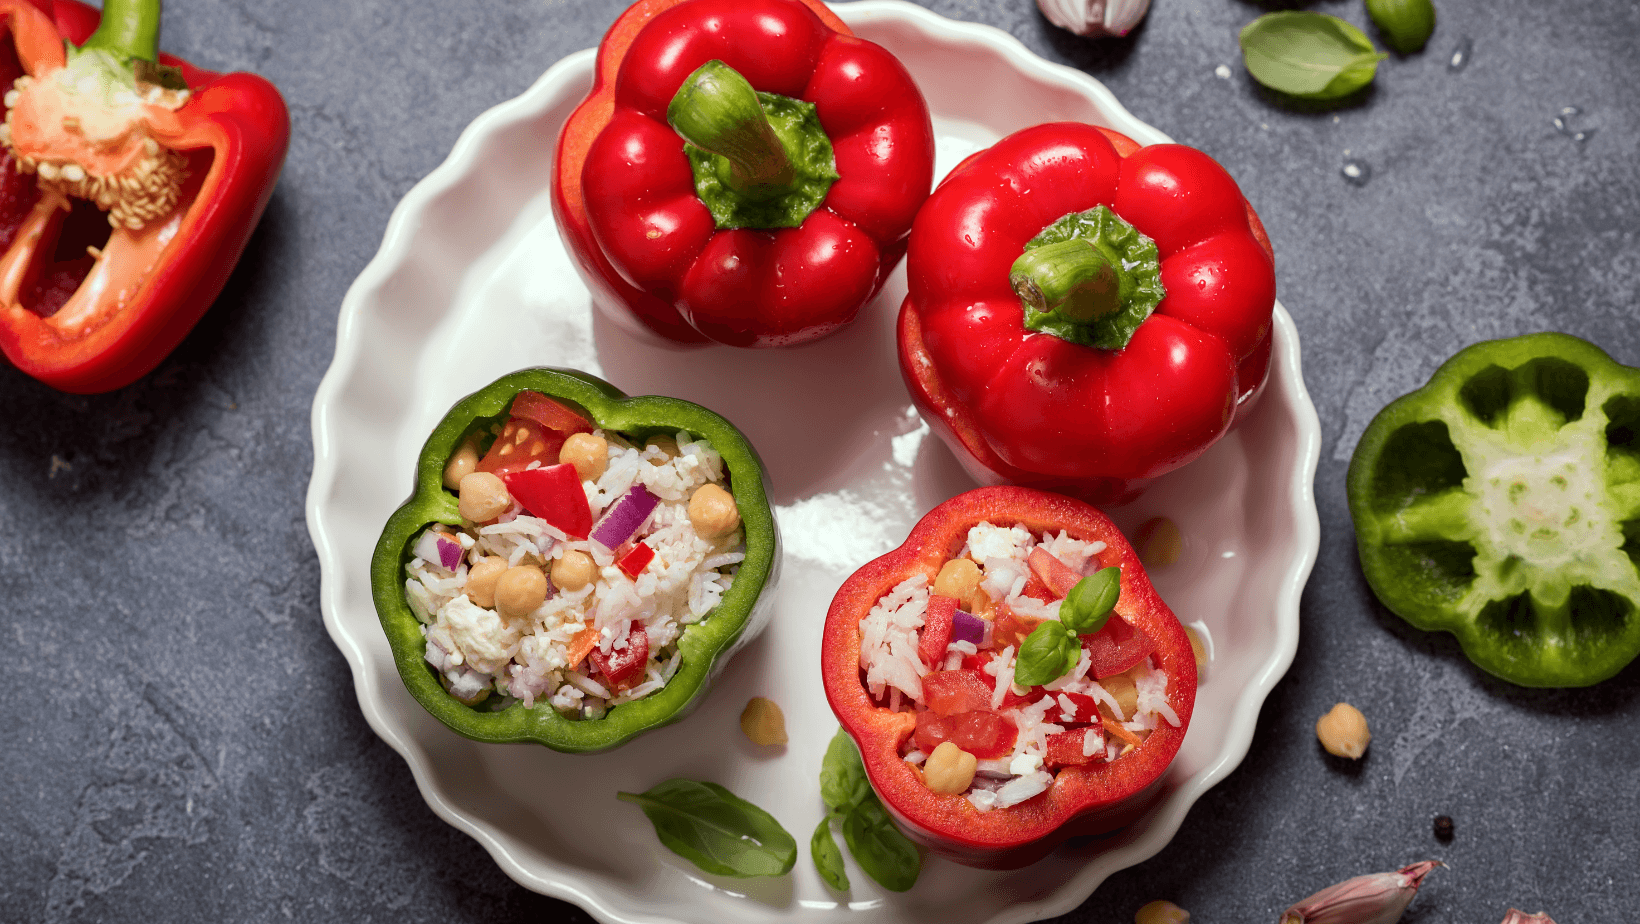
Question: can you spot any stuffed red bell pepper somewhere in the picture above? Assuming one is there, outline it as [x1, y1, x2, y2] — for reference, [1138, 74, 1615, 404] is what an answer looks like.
[553, 0, 933, 347]
[821, 486, 1197, 869]
[899, 122, 1276, 504]
[0, 0, 288, 393]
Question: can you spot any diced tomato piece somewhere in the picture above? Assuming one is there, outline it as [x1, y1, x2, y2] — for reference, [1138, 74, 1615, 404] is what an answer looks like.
[501, 464, 593, 538]
[913, 709, 1018, 759]
[991, 602, 1045, 650]
[1083, 615, 1155, 679]
[1040, 691, 1101, 726]
[589, 627, 649, 686]
[1027, 547, 1084, 599]
[1044, 727, 1106, 768]
[477, 416, 569, 476]
[921, 669, 993, 717]
[919, 595, 958, 668]
[617, 542, 656, 579]
[961, 649, 994, 672]
[1018, 574, 1056, 602]
[508, 390, 595, 436]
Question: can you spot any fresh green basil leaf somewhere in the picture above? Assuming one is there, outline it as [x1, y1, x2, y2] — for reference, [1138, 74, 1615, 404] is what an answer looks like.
[1061, 567, 1121, 635]
[1366, 0, 1436, 54]
[840, 796, 921, 892]
[811, 816, 850, 891]
[820, 728, 872, 812]
[1014, 620, 1079, 687]
[618, 779, 797, 878]
[1239, 12, 1386, 100]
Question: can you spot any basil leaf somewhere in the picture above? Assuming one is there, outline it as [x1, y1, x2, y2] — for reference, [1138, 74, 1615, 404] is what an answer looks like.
[840, 796, 921, 892]
[1014, 620, 1079, 687]
[820, 728, 872, 812]
[811, 815, 850, 892]
[618, 779, 797, 878]
[1239, 12, 1386, 100]
[1060, 567, 1121, 635]
[1366, 0, 1436, 54]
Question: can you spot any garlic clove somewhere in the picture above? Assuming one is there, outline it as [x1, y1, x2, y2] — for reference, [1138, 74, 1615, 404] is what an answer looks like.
[1036, 0, 1152, 38]
[1279, 861, 1441, 924]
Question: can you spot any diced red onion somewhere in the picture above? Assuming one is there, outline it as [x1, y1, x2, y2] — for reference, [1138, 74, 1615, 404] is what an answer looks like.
[414, 530, 463, 571]
[951, 610, 987, 645]
[591, 484, 659, 551]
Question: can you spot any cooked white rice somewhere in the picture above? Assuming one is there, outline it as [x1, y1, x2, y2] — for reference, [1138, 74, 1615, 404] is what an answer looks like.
[406, 430, 744, 718]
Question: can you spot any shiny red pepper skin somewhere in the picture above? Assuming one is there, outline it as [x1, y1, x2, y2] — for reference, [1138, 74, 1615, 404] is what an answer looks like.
[899, 123, 1275, 504]
[553, 0, 933, 347]
[821, 486, 1197, 869]
[0, 0, 289, 394]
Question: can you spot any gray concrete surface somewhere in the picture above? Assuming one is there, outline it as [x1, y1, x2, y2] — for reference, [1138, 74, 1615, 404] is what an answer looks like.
[1, 0, 1635, 921]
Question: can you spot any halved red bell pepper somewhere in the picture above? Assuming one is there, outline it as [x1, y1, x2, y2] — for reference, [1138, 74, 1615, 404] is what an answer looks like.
[822, 486, 1197, 869]
[552, 0, 933, 347]
[899, 122, 1275, 504]
[0, 0, 288, 393]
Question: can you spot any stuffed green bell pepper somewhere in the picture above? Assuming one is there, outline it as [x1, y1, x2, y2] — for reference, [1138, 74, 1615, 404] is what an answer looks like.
[371, 368, 780, 751]
[1347, 333, 1640, 687]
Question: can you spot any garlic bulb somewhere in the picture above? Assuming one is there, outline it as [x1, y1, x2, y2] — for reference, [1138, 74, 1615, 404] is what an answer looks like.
[1036, 0, 1152, 37]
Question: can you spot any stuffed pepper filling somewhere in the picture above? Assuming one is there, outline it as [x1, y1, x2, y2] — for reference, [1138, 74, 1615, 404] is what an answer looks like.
[858, 522, 1180, 812]
[401, 391, 745, 719]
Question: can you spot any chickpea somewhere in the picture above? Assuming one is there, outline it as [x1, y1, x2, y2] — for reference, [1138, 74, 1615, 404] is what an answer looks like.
[495, 565, 548, 619]
[922, 741, 978, 795]
[1315, 702, 1371, 759]
[559, 432, 609, 482]
[464, 557, 508, 608]
[644, 434, 680, 458]
[458, 471, 511, 522]
[738, 696, 788, 746]
[551, 550, 598, 592]
[933, 558, 982, 601]
[1184, 625, 1208, 673]
[442, 437, 480, 491]
[1135, 900, 1190, 924]
[688, 483, 740, 539]
[1099, 672, 1139, 722]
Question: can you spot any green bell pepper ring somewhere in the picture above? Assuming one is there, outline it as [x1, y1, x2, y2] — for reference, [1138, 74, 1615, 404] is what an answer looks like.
[1347, 332, 1640, 687]
[370, 367, 781, 751]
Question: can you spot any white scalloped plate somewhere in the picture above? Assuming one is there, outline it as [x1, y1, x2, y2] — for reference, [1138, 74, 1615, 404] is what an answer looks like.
[306, 3, 1321, 922]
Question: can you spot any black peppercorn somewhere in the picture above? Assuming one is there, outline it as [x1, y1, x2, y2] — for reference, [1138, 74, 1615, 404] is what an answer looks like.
[1433, 815, 1454, 842]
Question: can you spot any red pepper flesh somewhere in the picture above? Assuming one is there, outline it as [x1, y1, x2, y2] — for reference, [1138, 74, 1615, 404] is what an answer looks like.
[553, 0, 933, 347]
[589, 626, 649, 687]
[616, 541, 656, 579]
[500, 464, 593, 539]
[918, 593, 957, 669]
[0, 0, 289, 393]
[898, 123, 1275, 504]
[822, 486, 1197, 868]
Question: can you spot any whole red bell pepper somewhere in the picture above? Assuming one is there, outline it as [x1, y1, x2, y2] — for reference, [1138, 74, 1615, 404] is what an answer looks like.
[0, 0, 288, 393]
[821, 486, 1197, 869]
[553, 0, 933, 347]
[899, 123, 1276, 504]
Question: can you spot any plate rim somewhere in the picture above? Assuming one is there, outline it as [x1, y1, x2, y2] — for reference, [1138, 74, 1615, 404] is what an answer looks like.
[305, 3, 1321, 921]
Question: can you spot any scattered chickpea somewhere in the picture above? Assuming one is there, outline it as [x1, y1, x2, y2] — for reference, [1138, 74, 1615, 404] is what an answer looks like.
[495, 565, 548, 619]
[1134, 516, 1182, 567]
[464, 558, 508, 608]
[1135, 900, 1190, 924]
[551, 550, 598, 592]
[1099, 671, 1140, 722]
[442, 437, 480, 491]
[922, 741, 978, 794]
[1315, 702, 1371, 759]
[559, 432, 609, 482]
[458, 471, 511, 522]
[739, 696, 788, 746]
[688, 483, 741, 539]
[644, 434, 680, 458]
[1184, 625, 1208, 673]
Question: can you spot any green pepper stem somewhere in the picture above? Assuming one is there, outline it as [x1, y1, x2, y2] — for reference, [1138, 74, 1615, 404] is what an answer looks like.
[1010, 239, 1122, 323]
[79, 0, 162, 63]
[668, 60, 796, 201]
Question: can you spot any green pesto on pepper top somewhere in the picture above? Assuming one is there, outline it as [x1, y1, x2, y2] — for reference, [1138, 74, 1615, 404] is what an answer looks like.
[1347, 333, 1640, 687]
[370, 368, 780, 752]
